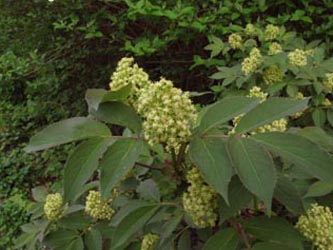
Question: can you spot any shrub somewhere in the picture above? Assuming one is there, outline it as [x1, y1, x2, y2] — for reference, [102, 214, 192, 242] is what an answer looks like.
[206, 24, 333, 129]
[18, 57, 333, 250]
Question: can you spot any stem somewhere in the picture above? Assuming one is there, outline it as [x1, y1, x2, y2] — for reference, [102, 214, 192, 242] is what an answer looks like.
[229, 220, 251, 250]
[171, 150, 177, 167]
[135, 162, 163, 171]
[159, 202, 182, 207]
[174, 225, 190, 242]
[253, 195, 259, 211]
[176, 143, 186, 167]
[201, 134, 229, 138]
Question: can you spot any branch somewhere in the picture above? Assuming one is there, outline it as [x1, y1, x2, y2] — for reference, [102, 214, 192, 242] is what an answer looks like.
[229, 220, 252, 250]
[135, 162, 163, 171]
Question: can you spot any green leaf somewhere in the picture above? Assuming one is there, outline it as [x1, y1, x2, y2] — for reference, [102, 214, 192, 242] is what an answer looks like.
[177, 231, 191, 250]
[274, 175, 305, 215]
[111, 205, 159, 250]
[14, 232, 37, 249]
[100, 138, 142, 198]
[85, 85, 131, 111]
[59, 212, 90, 230]
[227, 137, 276, 213]
[93, 102, 142, 133]
[304, 180, 333, 198]
[110, 200, 151, 227]
[252, 132, 333, 183]
[31, 186, 48, 202]
[85, 228, 102, 250]
[327, 109, 333, 126]
[64, 138, 112, 202]
[160, 210, 183, 241]
[252, 242, 300, 250]
[219, 176, 253, 222]
[244, 216, 303, 249]
[25, 117, 111, 152]
[44, 230, 78, 248]
[235, 98, 308, 134]
[136, 179, 160, 202]
[65, 237, 84, 250]
[297, 127, 333, 151]
[203, 228, 239, 250]
[189, 137, 233, 204]
[312, 108, 326, 127]
[195, 96, 259, 133]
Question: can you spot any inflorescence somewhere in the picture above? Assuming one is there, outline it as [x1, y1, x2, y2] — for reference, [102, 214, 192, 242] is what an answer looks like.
[44, 193, 65, 221]
[109, 58, 197, 153]
[141, 233, 160, 250]
[85, 190, 114, 220]
[296, 204, 333, 250]
[183, 167, 218, 228]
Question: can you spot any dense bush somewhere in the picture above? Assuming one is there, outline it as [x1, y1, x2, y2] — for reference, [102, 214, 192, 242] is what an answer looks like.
[205, 24, 333, 129]
[19, 56, 333, 250]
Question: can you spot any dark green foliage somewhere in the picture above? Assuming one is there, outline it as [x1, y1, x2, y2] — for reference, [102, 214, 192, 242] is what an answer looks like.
[0, 192, 30, 250]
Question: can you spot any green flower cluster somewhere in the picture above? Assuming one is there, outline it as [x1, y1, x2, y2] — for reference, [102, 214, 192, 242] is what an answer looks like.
[244, 23, 256, 36]
[264, 24, 280, 41]
[231, 87, 287, 134]
[248, 87, 287, 133]
[268, 42, 282, 55]
[305, 49, 315, 57]
[228, 33, 242, 49]
[263, 66, 283, 85]
[44, 193, 64, 221]
[248, 86, 268, 102]
[295, 204, 333, 250]
[322, 98, 331, 107]
[292, 92, 305, 119]
[241, 48, 263, 75]
[252, 119, 288, 134]
[85, 191, 114, 220]
[109, 58, 197, 153]
[141, 233, 160, 250]
[136, 78, 197, 153]
[183, 168, 218, 228]
[323, 73, 333, 91]
[288, 49, 308, 67]
[109, 57, 151, 94]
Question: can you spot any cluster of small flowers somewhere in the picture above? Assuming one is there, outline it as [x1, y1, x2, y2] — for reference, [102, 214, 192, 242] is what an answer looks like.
[251, 119, 288, 134]
[288, 49, 308, 67]
[268, 42, 283, 55]
[241, 48, 263, 75]
[247, 87, 287, 134]
[183, 168, 218, 228]
[248, 86, 268, 102]
[85, 191, 114, 220]
[244, 23, 256, 36]
[292, 92, 305, 119]
[305, 49, 315, 57]
[228, 33, 242, 49]
[264, 24, 280, 41]
[44, 193, 65, 221]
[141, 234, 160, 250]
[295, 204, 333, 250]
[136, 78, 197, 153]
[322, 98, 332, 107]
[109, 57, 151, 93]
[230, 87, 287, 134]
[263, 66, 283, 85]
[323, 73, 333, 91]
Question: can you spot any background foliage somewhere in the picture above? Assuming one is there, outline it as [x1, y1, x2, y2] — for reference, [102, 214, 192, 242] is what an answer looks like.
[1, 0, 333, 249]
